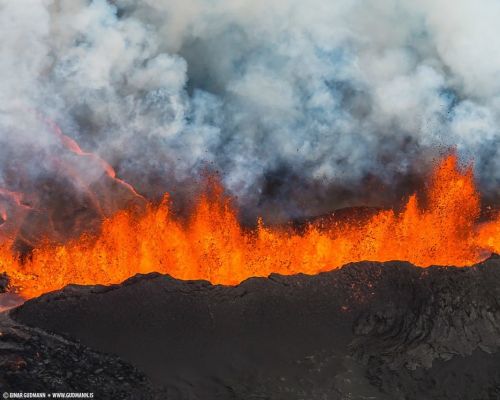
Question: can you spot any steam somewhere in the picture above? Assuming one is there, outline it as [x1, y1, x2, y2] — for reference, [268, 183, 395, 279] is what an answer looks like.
[1, 0, 500, 223]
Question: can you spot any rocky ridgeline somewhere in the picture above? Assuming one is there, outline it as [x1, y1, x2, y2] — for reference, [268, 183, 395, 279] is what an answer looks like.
[1, 256, 500, 399]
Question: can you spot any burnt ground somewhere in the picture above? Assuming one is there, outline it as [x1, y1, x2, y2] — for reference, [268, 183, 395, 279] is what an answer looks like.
[2, 256, 500, 399]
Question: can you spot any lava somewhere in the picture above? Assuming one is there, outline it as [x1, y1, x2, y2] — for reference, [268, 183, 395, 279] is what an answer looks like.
[0, 116, 146, 248]
[46, 117, 145, 203]
[0, 152, 499, 298]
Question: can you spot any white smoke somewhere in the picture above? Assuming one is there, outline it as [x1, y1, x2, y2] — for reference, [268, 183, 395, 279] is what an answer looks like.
[1, 0, 499, 222]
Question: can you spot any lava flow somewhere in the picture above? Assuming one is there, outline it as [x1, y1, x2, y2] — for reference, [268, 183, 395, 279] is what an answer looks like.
[1, 153, 500, 298]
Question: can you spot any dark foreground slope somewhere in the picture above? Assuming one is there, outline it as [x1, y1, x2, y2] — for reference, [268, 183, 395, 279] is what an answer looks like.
[6, 256, 500, 400]
[0, 311, 159, 398]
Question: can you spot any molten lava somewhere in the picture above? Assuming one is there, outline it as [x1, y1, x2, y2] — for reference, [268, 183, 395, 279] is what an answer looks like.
[1, 153, 500, 298]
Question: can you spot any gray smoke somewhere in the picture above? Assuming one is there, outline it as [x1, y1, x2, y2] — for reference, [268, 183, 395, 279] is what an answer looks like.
[1, 0, 500, 224]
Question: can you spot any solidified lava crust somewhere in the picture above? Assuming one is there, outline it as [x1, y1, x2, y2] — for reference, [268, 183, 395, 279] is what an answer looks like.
[2, 257, 500, 399]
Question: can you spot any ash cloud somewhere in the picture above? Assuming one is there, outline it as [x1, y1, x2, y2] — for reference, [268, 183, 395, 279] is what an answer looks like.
[1, 0, 500, 223]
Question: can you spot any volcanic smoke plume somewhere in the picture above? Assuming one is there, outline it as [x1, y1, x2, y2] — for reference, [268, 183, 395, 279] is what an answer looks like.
[2, 0, 500, 226]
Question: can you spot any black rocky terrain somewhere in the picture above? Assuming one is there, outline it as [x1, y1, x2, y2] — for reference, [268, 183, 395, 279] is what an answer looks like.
[3, 256, 500, 399]
[0, 311, 161, 398]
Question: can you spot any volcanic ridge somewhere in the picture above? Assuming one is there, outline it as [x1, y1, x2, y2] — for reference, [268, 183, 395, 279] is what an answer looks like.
[1, 256, 500, 399]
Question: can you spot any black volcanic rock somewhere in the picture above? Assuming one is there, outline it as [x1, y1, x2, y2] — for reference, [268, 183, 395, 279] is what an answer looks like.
[0, 272, 8, 293]
[7, 257, 500, 399]
[0, 273, 9, 293]
[0, 312, 161, 398]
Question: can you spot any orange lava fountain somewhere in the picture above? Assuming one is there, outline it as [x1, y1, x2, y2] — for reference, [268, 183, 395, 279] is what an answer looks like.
[1, 154, 500, 298]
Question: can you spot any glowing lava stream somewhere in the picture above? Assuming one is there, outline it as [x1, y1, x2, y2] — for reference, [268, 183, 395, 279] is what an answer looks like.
[1, 154, 500, 299]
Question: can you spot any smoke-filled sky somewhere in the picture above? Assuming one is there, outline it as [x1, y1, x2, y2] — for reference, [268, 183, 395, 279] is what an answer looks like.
[1, 0, 500, 223]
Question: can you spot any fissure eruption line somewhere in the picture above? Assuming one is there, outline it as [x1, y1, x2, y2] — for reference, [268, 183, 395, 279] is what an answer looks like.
[0, 149, 499, 299]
